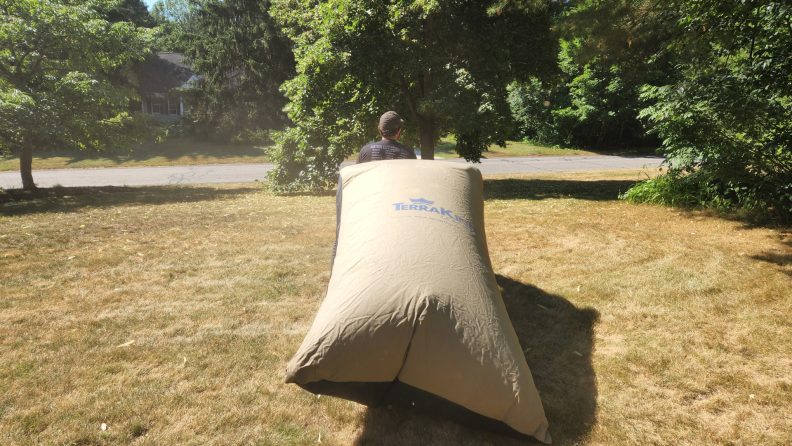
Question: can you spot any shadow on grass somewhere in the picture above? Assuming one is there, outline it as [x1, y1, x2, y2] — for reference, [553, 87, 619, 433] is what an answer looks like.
[0, 184, 258, 216]
[750, 233, 792, 278]
[353, 275, 599, 445]
[484, 177, 639, 201]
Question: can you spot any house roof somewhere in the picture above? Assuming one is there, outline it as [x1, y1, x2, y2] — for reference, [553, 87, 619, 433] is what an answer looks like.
[137, 52, 198, 94]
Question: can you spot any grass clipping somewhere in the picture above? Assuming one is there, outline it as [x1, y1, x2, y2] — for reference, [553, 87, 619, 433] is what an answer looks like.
[1, 169, 791, 445]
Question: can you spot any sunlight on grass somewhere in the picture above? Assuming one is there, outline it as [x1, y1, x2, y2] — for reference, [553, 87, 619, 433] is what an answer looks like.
[346, 139, 599, 161]
[0, 138, 272, 172]
[433, 138, 599, 159]
[1, 169, 790, 445]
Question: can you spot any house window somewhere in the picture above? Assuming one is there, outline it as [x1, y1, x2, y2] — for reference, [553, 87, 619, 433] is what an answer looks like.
[168, 98, 178, 115]
[148, 94, 168, 114]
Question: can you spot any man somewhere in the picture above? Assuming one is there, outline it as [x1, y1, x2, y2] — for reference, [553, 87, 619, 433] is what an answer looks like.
[331, 112, 415, 269]
[356, 111, 417, 163]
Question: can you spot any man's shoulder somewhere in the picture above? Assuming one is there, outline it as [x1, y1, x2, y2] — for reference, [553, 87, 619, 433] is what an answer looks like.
[358, 139, 414, 160]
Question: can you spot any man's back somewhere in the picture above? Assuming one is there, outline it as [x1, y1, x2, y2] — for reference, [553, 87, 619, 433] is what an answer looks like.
[357, 138, 416, 163]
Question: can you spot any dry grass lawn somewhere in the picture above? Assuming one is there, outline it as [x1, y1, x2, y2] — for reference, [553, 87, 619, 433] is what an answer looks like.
[1, 169, 790, 445]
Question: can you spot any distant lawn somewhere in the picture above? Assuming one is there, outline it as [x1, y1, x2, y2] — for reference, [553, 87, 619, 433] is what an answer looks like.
[1, 137, 627, 171]
[2, 169, 790, 445]
[0, 138, 272, 172]
[432, 138, 600, 159]
[345, 138, 600, 161]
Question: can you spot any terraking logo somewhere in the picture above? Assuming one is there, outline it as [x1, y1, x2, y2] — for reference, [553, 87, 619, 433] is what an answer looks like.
[391, 198, 477, 235]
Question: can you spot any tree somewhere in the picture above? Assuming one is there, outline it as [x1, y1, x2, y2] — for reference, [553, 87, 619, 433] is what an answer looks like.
[0, 0, 152, 190]
[508, 42, 672, 149]
[622, 1, 792, 220]
[183, 0, 295, 142]
[507, 0, 677, 149]
[267, 0, 558, 192]
[151, 0, 200, 53]
[106, 0, 156, 27]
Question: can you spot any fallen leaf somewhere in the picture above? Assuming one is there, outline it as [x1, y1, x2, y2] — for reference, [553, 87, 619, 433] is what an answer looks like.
[573, 351, 583, 357]
[577, 286, 581, 292]
[537, 304, 549, 310]
[117, 340, 135, 348]
[101, 423, 107, 431]
[67, 256, 75, 260]
[523, 347, 531, 353]
[79, 225, 85, 228]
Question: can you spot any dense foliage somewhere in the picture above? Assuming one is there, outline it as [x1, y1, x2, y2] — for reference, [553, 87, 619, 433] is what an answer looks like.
[105, 0, 156, 27]
[183, 0, 295, 143]
[507, 44, 667, 148]
[151, 0, 199, 53]
[621, 1, 792, 221]
[266, 0, 558, 192]
[507, 0, 677, 149]
[0, 0, 152, 189]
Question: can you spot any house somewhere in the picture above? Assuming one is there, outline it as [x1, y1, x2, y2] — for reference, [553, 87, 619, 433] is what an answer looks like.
[137, 52, 199, 122]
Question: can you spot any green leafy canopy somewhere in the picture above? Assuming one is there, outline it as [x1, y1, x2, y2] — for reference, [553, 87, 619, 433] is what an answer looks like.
[182, 0, 295, 143]
[0, 0, 153, 188]
[267, 0, 559, 192]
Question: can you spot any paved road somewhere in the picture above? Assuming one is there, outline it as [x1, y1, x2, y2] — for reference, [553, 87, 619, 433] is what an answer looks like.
[0, 155, 664, 189]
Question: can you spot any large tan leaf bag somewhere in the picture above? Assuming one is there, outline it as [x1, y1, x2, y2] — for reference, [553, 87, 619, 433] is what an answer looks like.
[285, 160, 551, 443]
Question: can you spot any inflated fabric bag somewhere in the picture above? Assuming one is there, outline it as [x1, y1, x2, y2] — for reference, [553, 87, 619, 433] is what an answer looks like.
[285, 160, 551, 443]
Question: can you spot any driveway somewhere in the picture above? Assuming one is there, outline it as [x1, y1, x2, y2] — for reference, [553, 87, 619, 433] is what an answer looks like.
[0, 155, 665, 189]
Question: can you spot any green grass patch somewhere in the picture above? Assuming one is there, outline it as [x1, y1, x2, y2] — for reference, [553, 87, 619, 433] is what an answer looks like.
[433, 138, 600, 158]
[346, 138, 600, 161]
[0, 137, 272, 171]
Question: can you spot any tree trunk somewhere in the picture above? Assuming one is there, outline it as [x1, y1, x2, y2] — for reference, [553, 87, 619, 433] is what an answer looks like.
[419, 118, 435, 160]
[20, 138, 37, 190]
[597, 121, 606, 147]
[419, 14, 435, 161]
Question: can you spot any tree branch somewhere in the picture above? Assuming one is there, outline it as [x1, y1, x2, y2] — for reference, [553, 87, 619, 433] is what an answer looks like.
[398, 72, 420, 122]
[423, 13, 434, 98]
[786, 16, 792, 39]
[0, 61, 12, 79]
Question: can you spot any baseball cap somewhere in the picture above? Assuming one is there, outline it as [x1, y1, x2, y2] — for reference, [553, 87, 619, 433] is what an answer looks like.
[379, 111, 404, 132]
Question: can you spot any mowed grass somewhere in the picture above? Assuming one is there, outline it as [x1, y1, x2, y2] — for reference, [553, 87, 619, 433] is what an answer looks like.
[1, 137, 602, 171]
[1, 169, 791, 445]
[342, 138, 601, 161]
[0, 138, 272, 172]
[432, 139, 600, 159]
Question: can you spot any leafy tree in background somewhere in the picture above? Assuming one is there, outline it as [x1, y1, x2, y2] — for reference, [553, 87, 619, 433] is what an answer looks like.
[0, 0, 151, 190]
[267, 0, 558, 192]
[508, 0, 674, 149]
[183, 0, 295, 142]
[106, 0, 156, 27]
[151, 0, 199, 53]
[621, 1, 792, 221]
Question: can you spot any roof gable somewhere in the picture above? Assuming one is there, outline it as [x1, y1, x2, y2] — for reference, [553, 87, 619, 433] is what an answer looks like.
[137, 52, 197, 94]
